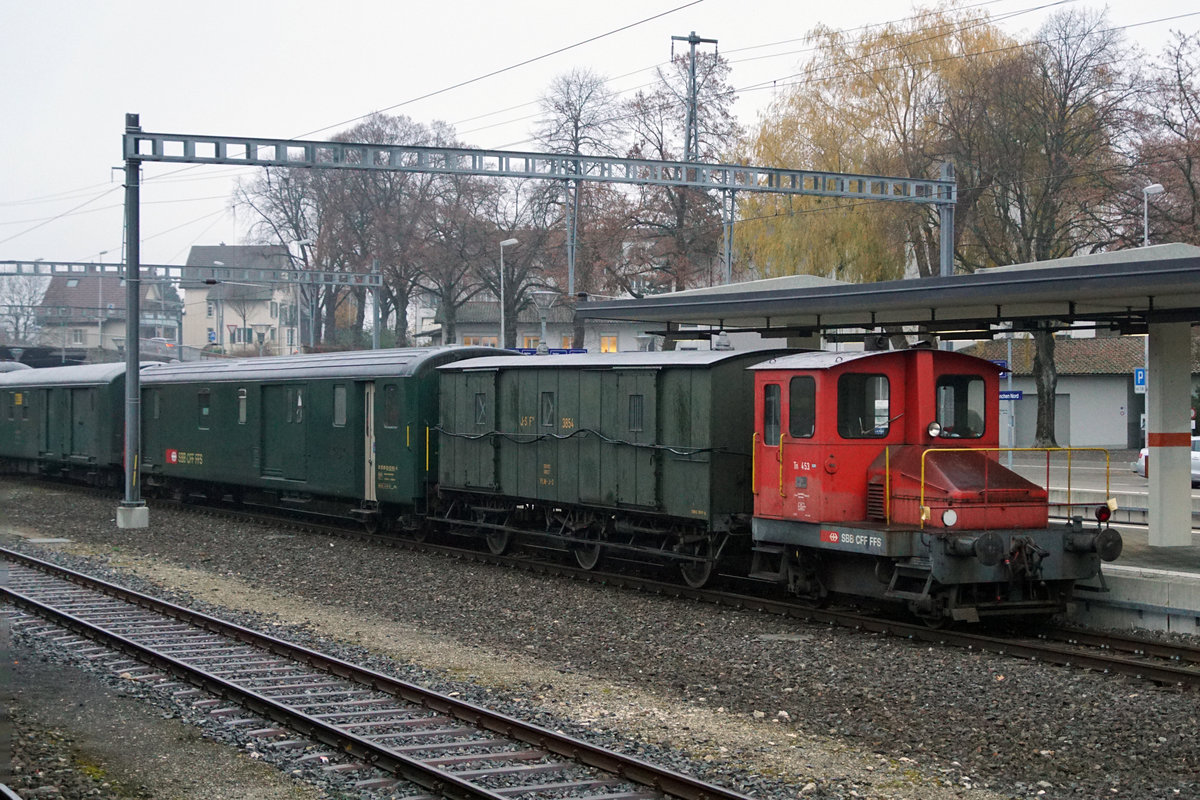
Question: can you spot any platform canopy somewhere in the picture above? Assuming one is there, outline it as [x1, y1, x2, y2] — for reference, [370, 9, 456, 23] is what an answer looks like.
[576, 243, 1200, 339]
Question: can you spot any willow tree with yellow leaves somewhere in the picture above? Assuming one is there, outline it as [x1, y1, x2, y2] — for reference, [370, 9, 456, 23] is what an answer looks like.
[737, 4, 1010, 282]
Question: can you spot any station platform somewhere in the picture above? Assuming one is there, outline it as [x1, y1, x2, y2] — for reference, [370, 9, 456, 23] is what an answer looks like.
[1071, 521, 1200, 636]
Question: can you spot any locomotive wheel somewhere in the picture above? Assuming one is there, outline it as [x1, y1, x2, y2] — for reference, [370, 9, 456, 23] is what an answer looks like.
[678, 537, 715, 589]
[485, 529, 510, 555]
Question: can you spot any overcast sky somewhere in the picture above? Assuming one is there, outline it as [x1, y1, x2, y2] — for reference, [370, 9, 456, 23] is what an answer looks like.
[1, 0, 1196, 267]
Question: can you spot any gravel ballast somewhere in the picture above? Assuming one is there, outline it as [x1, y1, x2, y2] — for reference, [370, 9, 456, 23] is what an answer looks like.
[2, 478, 1197, 799]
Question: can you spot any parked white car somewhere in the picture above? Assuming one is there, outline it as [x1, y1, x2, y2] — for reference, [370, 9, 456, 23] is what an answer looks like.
[1131, 437, 1200, 486]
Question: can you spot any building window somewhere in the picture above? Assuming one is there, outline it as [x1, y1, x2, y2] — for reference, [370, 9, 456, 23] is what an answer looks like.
[561, 335, 573, 349]
[70, 329, 83, 344]
[523, 335, 540, 349]
[600, 335, 618, 353]
[206, 302, 214, 318]
[628, 394, 644, 432]
[270, 301, 279, 318]
[462, 335, 499, 347]
[762, 384, 781, 446]
[66, 279, 79, 288]
[333, 384, 347, 427]
[237, 388, 247, 424]
[198, 389, 210, 430]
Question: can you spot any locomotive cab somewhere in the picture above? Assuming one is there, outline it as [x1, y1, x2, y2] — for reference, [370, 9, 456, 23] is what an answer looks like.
[748, 348, 1120, 623]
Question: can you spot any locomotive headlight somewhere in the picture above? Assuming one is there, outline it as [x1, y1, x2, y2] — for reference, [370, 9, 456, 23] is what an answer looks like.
[941, 508, 958, 527]
[927, 421, 943, 437]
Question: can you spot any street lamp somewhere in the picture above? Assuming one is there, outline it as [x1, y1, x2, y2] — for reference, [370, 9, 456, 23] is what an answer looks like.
[1143, 183, 1165, 247]
[498, 238, 519, 348]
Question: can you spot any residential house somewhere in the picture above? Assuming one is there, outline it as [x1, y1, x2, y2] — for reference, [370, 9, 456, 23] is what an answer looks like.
[36, 273, 180, 357]
[963, 334, 1200, 449]
[426, 299, 660, 353]
[182, 245, 299, 356]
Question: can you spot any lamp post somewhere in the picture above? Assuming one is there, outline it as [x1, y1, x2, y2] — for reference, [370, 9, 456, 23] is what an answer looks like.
[291, 239, 313, 354]
[498, 238, 519, 348]
[97, 250, 108, 352]
[1143, 183, 1165, 247]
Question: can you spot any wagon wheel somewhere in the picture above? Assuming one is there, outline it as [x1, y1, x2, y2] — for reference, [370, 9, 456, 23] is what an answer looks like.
[485, 529, 510, 555]
[677, 535, 716, 589]
[572, 525, 606, 571]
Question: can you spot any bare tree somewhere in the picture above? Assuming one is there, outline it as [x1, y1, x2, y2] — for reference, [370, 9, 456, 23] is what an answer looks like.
[944, 8, 1137, 445]
[0, 275, 49, 343]
[621, 51, 742, 292]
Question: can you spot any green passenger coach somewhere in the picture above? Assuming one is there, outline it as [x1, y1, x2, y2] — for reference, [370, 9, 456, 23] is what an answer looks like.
[436, 350, 789, 586]
[140, 347, 493, 529]
[0, 363, 128, 481]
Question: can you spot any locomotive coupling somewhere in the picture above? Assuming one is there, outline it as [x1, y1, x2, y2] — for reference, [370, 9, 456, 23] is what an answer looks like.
[946, 531, 1006, 566]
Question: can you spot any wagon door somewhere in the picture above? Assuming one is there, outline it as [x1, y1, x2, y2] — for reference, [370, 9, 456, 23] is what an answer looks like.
[753, 378, 786, 518]
[69, 388, 93, 459]
[261, 384, 307, 481]
[363, 383, 376, 502]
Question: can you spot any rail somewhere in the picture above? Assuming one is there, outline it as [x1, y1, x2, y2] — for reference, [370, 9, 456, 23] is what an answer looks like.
[917, 447, 1114, 529]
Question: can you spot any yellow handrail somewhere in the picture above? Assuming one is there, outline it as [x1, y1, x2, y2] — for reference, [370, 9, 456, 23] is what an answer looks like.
[751, 432, 759, 495]
[918, 446, 1112, 528]
[778, 434, 787, 498]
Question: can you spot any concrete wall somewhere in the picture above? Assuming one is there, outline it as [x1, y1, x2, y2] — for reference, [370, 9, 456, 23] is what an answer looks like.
[1003, 375, 1134, 449]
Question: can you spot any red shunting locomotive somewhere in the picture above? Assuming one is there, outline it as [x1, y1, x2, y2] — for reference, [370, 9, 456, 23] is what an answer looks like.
[747, 348, 1122, 623]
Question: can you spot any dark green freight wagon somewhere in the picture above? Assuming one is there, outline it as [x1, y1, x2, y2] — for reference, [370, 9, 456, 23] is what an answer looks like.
[437, 350, 790, 586]
[140, 347, 493, 528]
[0, 363, 127, 481]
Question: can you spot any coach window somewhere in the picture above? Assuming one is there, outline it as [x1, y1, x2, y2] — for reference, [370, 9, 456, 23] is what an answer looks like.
[936, 375, 985, 438]
[628, 394, 644, 432]
[198, 389, 210, 430]
[540, 391, 555, 427]
[150, 390, 160, 420]
[333, 385, 347, 427]
[383, 384, 400, 429]
[762, 384, 781, 446]
[788, 376, 816, 438]
[474, 392, 487, 426]
[837, 374, 889, 438]
[294, 388, 303, 423]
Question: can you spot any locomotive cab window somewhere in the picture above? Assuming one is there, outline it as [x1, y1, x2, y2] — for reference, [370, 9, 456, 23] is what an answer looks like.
[788, 376, 816, 438]
[935, 374, 985, 438]
[762, 384, 781, 446]
[837, 374, 889, 439]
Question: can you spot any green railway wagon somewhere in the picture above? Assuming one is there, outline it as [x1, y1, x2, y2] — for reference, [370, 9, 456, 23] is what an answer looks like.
[0, 363, 128, 481]
[437, 350, 791, 586]
[140, 347, 494, 528]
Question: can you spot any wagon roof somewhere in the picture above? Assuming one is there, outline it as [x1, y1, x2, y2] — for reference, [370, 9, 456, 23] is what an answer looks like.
[440, 349, 796, 372]
[0, 361, 133, 388]
[747, 349, 1001, 371]
[139, 346, 497, 384]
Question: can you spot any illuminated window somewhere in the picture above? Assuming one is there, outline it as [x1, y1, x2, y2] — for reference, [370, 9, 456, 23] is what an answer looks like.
[462, 335, 499, 347]
[600, 335, 618, 353]
[561, 335, 573, 349]
[523, 335, 540, 349]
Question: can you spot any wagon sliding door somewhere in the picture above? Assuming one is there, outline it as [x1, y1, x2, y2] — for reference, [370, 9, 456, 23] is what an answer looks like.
[261, 384, 307, 481]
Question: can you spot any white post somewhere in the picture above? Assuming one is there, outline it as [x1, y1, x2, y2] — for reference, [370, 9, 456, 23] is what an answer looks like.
[1146, 321, 1192, 547]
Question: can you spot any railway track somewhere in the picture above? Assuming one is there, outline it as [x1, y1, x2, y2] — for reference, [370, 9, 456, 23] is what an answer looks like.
[1, 547, 758, 800]
[20, 482, 1200, 690]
